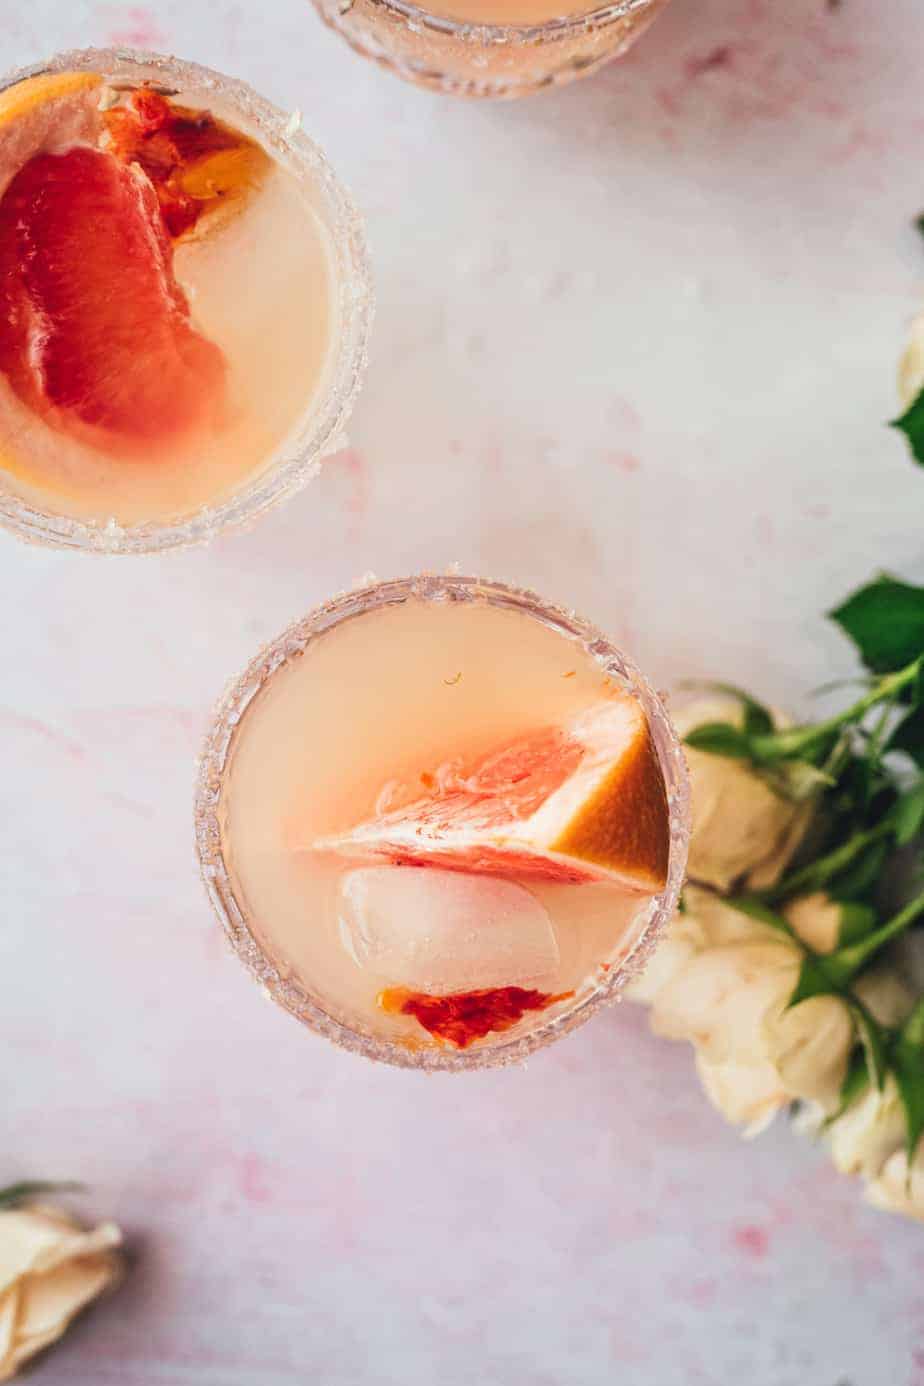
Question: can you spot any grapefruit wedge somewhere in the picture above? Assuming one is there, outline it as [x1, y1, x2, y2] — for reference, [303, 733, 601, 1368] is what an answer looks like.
[0, 72, 265, 466]
[0, 144, 225, 447]
[314, 695, 671, 892]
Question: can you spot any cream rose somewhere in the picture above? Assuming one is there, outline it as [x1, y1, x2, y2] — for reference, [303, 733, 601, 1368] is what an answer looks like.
[866, 1146, 924, 1222]
[673, 697, 816, 892]
[828, 1077, 908, 1179]
[0, 1202, 122, 1381]
[899, 309, 924, 406]
[638, 889, 867, 1133]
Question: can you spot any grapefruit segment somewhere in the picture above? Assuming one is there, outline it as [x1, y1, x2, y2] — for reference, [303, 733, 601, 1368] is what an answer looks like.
[0, 145, 225, 448]
[379, 985, 574, 1048]
[315, 695, 671, 892]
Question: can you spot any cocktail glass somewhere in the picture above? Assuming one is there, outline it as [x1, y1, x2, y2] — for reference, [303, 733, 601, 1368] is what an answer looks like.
[195, 574, 690, 1071]
[0, 48, 372, 553]
[310, 0, 670, 99]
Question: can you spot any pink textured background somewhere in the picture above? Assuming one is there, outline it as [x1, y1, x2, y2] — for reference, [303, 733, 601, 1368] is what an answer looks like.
[3, 0, 924, 1381]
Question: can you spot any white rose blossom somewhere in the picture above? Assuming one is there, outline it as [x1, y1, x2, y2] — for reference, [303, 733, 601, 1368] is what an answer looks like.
[631, 888, 914, 1138]
[672, 697, 816, 892]
[899, 309, 924, 407]
[633, 678, 924, 1218]
[0, 1202, 122, 1381]
[866, 1146, 924, 1222]
[828, 1077, 909, 1179]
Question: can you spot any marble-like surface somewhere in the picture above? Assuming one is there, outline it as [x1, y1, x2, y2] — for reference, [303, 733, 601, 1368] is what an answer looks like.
[3, 0, 924, 1381]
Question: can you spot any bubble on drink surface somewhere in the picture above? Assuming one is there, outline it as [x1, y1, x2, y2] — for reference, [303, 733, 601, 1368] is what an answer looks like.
[337, 866, 560, 993]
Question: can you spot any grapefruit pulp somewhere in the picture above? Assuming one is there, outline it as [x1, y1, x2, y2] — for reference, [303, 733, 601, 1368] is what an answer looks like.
[314, 694, 671, 892]
[0, 74, 265, 457]
[0, 146, 224, 448]
[379, 986, 574, 1048]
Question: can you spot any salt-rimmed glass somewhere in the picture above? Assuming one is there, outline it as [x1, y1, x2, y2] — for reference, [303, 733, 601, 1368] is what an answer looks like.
[310, 0, 670, 99]
[195, 574, 690, 1071]
[0, 48, 372, 554]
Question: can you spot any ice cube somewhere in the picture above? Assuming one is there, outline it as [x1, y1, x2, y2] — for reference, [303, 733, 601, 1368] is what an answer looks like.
[337, 866, 560, 993]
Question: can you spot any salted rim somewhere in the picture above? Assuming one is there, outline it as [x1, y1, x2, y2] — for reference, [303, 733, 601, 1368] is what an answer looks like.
[194, 573, 691, 1072]
[0, 48, 373, 555]
[325, 0, 659, 46]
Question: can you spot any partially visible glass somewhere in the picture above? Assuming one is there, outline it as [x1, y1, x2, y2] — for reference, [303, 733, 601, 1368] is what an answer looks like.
[195, 573, 691, 1072]
[310, 0, 670, 99]
[0, 49, 372, 553]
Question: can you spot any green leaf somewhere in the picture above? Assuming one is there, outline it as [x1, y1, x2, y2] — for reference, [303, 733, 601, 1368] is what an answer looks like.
[750, 724, 839, 768]
[787, 955, 838, 1007]
[886, 706, 924, 765]
[828, 841, 888, 902]
[916, 210, 924, 241]
[848, 1002, 888, 1090]
[891, 386, 924, 467]
[893, 778, 924, 846]
[775, 760, 835, 802]
[677, 680, 775, 736]
[724, 895, 796, 939]
[769, 822, 893, 903]
[749, 663, 921, 768]
[893, 1000, 924, 1161]
[858, 697, 900, 808]
[836, 901, 879, 946]
[914, 659, 924, 710]
[823, 1047, 871, 1128]
[0, 1181, 83, 1210]
[830, 577, 924, 673]
[683, 722, 752, 759]
[821, 888, 924, 984]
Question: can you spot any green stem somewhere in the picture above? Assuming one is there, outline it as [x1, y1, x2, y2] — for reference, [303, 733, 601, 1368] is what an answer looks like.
[751, 660, 921, 763]
[832, 887, 924, 983]
[0, 1181, 82, 1209]
[901, 997, 924, 1049]
[767, 821, 894, 902]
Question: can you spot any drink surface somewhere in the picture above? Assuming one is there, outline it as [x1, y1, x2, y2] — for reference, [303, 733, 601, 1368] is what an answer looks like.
[0, 71, 332, 527]
[220, 594, 662, 1053]
[390, 0, 603, 26]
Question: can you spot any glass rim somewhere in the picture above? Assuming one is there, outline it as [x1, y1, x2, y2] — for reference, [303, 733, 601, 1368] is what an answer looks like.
[194, 573, 691, 1072]
[0, 47, 373, 555]
[329, 0, 658, 45]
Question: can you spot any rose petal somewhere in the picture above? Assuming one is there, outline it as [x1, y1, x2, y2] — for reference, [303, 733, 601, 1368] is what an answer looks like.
[673, 698, 815, 892]
[762, 993, 853, 1103]
[783, 893, 843, 955]
[651, 942, 797, 1063]
[866, 1148, 924, 1222]
[899, 310, 924, 407]
[629, 884, 788, 1006]
[0, 1209, 78, 1294]
[0, 1207, 120, 1292]
[829, 1078, 906, 1178]
[686, 887, 782, 948]
[19, 1248, 122, 1338]
[0, 1208, 122, 1381]
[0, 1287, 20, 1369]
[695, 1053, 787, 1137]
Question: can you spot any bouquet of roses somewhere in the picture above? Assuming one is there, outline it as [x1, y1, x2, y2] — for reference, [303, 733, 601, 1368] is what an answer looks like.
[630, 571, 924, 1220]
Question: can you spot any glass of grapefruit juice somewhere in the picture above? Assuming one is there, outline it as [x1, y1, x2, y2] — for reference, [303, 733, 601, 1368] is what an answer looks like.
[310, 0, 671, 100]
[0, 50, 371, 552]
[196, 574, 690, 1070]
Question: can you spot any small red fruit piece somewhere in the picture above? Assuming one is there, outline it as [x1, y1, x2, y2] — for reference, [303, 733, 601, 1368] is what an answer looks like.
[379, 986, 574, 1048]
[0, 145, 225, 448]
[104, 89, 269, 240]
